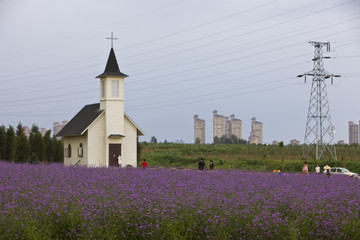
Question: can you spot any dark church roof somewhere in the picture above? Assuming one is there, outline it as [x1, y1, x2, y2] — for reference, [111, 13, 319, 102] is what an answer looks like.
[56, 104, 145, 137]
[96, 48, 128, 78]
[56, 103, 104, 137]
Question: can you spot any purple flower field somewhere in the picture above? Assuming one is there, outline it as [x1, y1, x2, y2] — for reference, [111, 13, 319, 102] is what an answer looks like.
[1, 161, 360, 239]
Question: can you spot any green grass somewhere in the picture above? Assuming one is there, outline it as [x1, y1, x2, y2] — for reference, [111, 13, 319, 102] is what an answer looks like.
[139, 143, 360, 173]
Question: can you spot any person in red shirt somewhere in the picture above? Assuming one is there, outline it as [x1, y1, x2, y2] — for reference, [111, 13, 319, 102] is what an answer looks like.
[141, 159, 148, 169]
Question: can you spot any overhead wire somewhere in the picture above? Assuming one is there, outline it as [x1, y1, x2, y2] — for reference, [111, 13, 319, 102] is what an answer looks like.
[0, 1, 351, 94]
[0, 0, 278, 79]
[1, 29, 358, 107]
[2, 14, 356, 95]
[0, 0, 358, 119]
[0, 0, 348, 80]
[121, 0, 353, 62]
[126, 82, 299, 112]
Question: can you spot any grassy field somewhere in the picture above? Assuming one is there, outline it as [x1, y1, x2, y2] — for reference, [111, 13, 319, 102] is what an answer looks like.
[139, 143, 360, 173]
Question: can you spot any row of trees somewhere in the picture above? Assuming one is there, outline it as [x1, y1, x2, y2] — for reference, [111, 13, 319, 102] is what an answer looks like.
[0, 123, 63, 163]
[213, 135, 248, 144]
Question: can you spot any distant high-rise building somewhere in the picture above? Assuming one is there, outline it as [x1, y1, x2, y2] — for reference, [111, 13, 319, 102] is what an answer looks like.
[349, 121, 359, 144]
[194, 115, 205, 144]
[23, 126, 31, 138]
[23, 125, 48, 138]
[212, 110, 242, 142]
[290, 139, 300, 145]
[249, 117, 263, 144]
[40, 128, 47, 136]
[53, 121, 68, 139]
[213, 110, 226, 139]
[230, 114, 242, 140]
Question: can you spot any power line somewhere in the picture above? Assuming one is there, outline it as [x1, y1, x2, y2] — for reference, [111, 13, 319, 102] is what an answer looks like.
[127, 77, 295, 108]
[1, 38, 356, 105]
[0, 0, 350, 80]
[121, 0, 353, 62]
[130, 14, 360, 76]
[126, 82, 299, 112]
[0, 0, 279, 79]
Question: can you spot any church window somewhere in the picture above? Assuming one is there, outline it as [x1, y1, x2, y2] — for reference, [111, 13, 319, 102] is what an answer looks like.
[65, 144, 72, 158]
[78, 143, 83, 157]
[101, 80, 105, 98]
[111, 80, 119, 97]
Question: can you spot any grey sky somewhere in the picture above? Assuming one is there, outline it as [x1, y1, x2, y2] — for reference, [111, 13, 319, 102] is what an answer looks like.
[0, 0, 359, 144]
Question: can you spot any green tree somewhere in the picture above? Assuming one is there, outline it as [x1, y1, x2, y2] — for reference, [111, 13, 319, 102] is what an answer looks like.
[230, 135, 239, 144]
[43, 130, 53, 162]
[15, 122, 30, 163]
[0, 125, 6, 160]
[220, 135, 229, 144]
[29, 124, 45, 161]
[52, 137, 63, 162]
[150, 136, 157, 143]
[5, 125, 15, 161]
[195, 138, 201, 144]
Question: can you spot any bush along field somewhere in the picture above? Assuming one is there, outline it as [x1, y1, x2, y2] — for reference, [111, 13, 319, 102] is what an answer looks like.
[1, 161, 360, 239]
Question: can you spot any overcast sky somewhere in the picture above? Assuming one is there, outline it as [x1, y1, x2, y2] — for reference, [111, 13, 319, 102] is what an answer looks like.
[0, 0, 359, 144]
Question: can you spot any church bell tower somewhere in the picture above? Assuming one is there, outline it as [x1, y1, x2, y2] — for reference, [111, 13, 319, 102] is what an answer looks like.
[96, 46, 128, 138]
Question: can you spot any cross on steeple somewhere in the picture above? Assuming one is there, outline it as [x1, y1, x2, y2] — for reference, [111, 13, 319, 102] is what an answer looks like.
[106, 32, 118, 48]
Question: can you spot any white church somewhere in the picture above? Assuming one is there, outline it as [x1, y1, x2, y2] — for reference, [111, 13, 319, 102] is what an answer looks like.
[57, 45, 144, 167]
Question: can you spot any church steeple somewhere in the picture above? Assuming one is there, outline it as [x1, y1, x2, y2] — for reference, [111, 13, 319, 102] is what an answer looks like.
[96, 41, 127, 138]
[96, 48, 128, 78]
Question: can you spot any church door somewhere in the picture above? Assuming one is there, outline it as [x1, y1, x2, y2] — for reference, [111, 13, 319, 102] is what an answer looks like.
[109, 144, 121, 167]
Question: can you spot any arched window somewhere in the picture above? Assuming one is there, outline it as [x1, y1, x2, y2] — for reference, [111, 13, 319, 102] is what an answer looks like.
[65, 144, 72, 158]
[78, 143, 83, 157]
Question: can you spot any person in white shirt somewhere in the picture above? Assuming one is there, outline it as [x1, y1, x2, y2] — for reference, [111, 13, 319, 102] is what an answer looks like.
[117, 154, 122, 168]
[315, 164, 320, 174]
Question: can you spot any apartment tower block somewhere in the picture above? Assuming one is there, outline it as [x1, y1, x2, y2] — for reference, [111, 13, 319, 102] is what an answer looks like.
[249, 117, 263, 144]
[194, 115, 206, 144]
[349, 121, 359, 144]
[212, 110, 242, 141]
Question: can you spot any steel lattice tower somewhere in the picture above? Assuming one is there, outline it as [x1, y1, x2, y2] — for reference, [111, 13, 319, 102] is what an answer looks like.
[297, 41, 340, 161]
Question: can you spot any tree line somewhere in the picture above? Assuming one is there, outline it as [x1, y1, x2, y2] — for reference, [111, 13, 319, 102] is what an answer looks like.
[213, 135, 248, 144]
[0, 123, 63, 163]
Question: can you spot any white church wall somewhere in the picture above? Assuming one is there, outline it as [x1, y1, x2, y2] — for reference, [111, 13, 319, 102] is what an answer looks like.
[63, 135, 88, 166]
[122, 117, 138, 168]
[88, 114, 106, 167]
[104, 100, 125, 137]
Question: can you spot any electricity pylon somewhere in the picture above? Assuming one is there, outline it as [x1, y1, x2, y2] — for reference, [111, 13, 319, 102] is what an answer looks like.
[297, 41, 340, 161]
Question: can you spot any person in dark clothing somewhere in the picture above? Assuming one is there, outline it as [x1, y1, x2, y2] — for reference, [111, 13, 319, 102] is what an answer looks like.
[198, 158, 205, 170]
[209, 160, 214, 170]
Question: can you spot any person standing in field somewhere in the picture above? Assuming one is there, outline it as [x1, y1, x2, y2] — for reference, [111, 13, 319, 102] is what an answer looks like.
[117, 154, 122, 168]
[324, 165, 331, 177]
[209, 160, 214, 170]
[315, 164, 320, 174]
[141, 159, 148, 169]
[302, 161, 309, 174]
[198, 158, 205, 171]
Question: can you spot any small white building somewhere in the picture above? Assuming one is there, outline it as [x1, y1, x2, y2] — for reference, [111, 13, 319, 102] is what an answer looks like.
[289, 139, 301, 146]
[57, 47, 144, 167]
